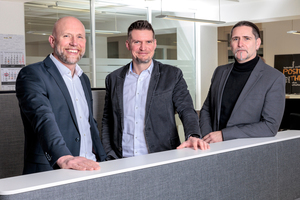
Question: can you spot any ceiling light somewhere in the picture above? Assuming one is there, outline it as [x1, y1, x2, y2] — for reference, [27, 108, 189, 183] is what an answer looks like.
[26, 31, 51, 36]
[48, 5, 89, 12]
[287, 30, 300, 35]
[156, 15, 225, 24]
[55, 1, 89, 9]
[287, 20, 300, 35]
[85, 29, 121, 34]
[26, 30, 121, 35]
[156, 0, 225, 24]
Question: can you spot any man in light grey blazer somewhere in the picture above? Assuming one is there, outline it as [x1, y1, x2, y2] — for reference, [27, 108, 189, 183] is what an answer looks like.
[200, 21, 285, 143]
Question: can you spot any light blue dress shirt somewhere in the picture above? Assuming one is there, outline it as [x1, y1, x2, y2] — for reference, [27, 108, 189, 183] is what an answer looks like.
[50, 54, 96, 161]
[122, 61, 154, 157]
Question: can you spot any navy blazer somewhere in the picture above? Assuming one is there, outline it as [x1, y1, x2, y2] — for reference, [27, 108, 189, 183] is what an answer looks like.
[101, 60, 200, 159]
[16, 55, 106, 174]
[199, 58, 286, 140]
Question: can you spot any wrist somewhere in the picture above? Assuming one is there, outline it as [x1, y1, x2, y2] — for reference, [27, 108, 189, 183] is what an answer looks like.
[57, 155, 73, 167]
[186, 134, 200, 140]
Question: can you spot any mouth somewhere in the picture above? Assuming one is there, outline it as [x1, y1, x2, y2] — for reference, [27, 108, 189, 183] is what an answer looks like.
[236, 49, 247, 53]
[66, 49, 80, 54]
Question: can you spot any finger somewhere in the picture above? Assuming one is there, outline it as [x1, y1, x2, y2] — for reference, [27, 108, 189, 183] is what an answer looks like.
[197, 140, 203, 150]
[203, 136, 210, 143]
[193, 139, 198, 150]
[204, 141, 210, 150]
[203, 135, 209, 140]
[81, 160, 100, 170]
[177, 142, 187, 149]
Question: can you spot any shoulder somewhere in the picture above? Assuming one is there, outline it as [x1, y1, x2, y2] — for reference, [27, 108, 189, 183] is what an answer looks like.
[215, 63, 232, 72]
[209, 63, 233, 79]
[19, 56, 52, 74]
[18, 61, 45, 77]
[107, 63, 130, 79]
[153, 60, 182, 75]
[261, 62, 285, 79]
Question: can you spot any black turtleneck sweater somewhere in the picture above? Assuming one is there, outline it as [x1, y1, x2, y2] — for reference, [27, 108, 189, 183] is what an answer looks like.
[219, 56, 259, 130]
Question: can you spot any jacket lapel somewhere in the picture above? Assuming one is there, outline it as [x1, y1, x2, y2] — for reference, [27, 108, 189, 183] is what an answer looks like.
[229, 59, 264, 117]
[217, 64, 233, 123]
[116, 64, 129, 129]
[79, 75, 92, 118]
[145, 60, 160, 123]
[43, 56, 79, 130]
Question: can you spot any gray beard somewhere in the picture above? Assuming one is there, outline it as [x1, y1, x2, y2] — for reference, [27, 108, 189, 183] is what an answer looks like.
[55, 48, 82, 65]
[235, 51, 248, 61]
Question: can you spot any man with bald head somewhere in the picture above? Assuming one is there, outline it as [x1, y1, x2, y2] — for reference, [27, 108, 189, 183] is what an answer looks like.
[16, 16, 106, 174]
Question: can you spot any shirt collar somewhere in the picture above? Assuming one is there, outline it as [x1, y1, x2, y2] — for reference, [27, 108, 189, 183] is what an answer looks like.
[50, 54, 83, 77]
[127, 60, 154, 76]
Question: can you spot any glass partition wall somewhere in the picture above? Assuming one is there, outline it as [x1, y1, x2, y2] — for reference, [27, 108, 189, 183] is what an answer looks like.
[24, 0, 197, 103]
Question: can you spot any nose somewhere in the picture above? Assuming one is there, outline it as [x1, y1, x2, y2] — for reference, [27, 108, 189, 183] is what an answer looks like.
[238, 39, 243, 47]
[69, 36, 78, 46]
[139, 42, 146, 50]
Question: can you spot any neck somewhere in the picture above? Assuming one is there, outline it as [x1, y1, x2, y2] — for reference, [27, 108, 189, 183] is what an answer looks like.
[132, 60, 152, 75]
[52, 53, 76, 77]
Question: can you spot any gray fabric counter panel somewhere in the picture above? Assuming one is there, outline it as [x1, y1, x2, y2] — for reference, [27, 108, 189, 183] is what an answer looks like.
[0, 93, 24, 179]
[278, 138, 300, 199]
[1, 132, 300, 200]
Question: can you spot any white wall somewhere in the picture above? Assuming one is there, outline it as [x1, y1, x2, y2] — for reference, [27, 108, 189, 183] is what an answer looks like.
[263, 20, 300, 67]
[221, 0, 300, 24]
[0, 1, 24, 35]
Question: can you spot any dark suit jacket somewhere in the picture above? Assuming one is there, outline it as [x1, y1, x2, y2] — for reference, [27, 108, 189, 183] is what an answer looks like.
[16, 55, 106, 174]
[199, 58, 286, 140]
[101, 60, 200, 159]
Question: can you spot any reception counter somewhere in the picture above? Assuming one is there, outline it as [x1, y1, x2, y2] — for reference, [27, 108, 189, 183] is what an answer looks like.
[1, 130, 300, 200]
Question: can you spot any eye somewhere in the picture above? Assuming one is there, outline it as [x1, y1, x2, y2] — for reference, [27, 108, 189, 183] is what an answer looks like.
[147, 41, 153, 44]
[134, 41, 140, 44]
[232, 38, 238, 41]
[63, 35, 69, 38]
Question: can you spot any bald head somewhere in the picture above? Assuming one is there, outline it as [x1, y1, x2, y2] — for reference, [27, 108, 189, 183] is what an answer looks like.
[52, 16, 85, 38]
[48, 16, 86, 73]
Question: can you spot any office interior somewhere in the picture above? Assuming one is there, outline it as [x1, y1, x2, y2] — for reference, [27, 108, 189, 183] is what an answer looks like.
[0, 0, 299, 108]
[0, 0, 300, 199]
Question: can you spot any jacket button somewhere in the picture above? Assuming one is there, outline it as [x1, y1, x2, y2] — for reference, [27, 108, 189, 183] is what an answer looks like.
[119, 147, 122, 151]
[75, 138, 80, 142]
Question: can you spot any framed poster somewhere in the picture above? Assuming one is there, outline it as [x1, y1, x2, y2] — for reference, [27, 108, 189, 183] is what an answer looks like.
[274, 54, 300, 94]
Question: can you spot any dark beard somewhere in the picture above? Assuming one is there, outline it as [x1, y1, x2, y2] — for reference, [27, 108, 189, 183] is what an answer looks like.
[135, 56, 151, 64]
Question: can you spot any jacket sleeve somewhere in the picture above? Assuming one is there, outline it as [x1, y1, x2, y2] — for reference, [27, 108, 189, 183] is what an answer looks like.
[222, 73, 286, 140]
[172, 68, 201, 139]
[16, 66, 72, 167]
[199, 69, 218, 137]
[101, 74, 119, 159]
[199, 88, 213, 137]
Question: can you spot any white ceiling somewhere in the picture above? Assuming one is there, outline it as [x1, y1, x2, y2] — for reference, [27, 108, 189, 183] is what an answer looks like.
[22, 0, 256, 32]
[22, 0, 300, 36]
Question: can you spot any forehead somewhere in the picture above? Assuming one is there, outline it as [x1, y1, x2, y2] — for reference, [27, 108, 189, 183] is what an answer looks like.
[130, 29, 154, 40]
[55, 19, 85, 36]
[231, 26, 254, 37]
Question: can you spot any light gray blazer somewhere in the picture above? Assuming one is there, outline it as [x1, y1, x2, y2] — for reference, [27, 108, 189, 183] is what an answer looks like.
[199, 58, 286, 140]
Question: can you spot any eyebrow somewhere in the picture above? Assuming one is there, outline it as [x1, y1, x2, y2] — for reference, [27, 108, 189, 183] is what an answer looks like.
[232, 35, 253, 39]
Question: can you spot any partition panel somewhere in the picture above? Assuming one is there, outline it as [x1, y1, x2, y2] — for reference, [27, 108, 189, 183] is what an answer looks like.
[1, 131, 300, 200]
